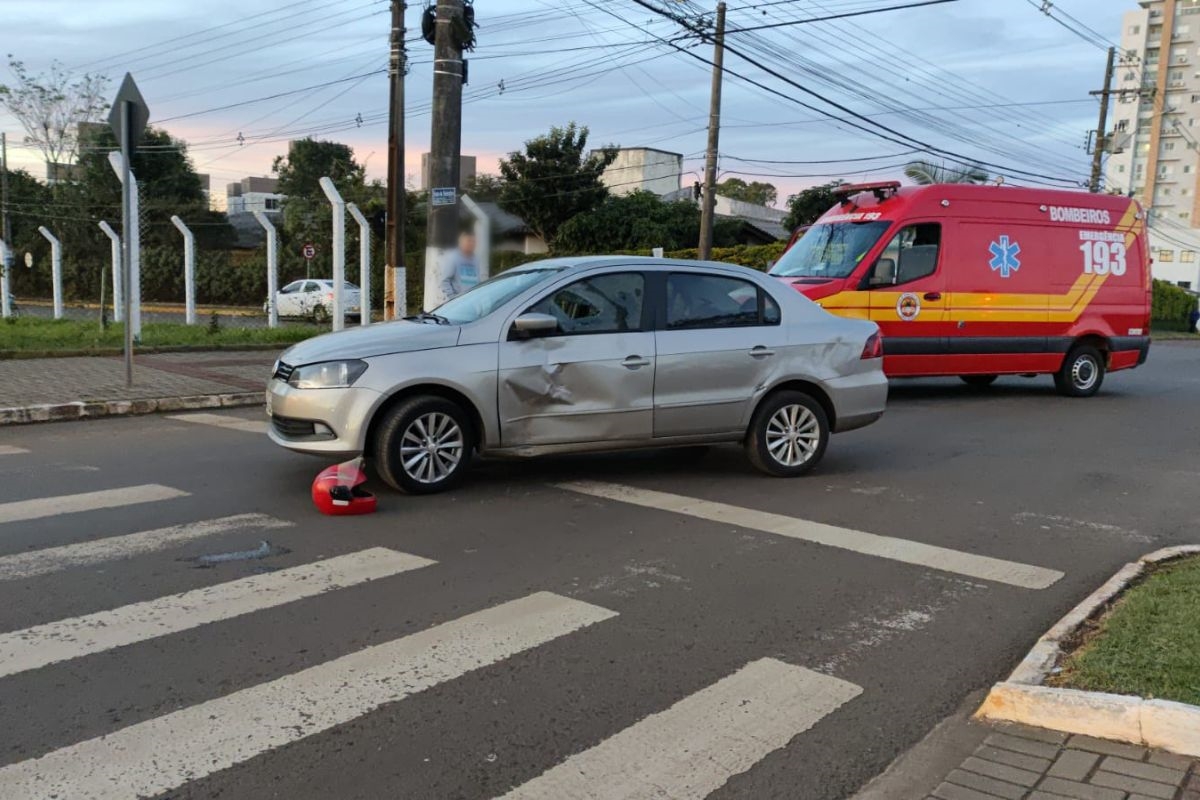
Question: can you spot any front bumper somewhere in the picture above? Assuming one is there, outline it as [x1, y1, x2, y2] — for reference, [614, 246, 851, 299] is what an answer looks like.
[265, 378, 382, 456]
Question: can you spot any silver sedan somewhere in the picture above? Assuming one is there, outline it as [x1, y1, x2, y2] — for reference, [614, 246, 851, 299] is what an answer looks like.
[266, 257, 888, 493]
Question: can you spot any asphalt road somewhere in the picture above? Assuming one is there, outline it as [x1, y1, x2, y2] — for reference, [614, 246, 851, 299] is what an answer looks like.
[0, 343, 1197, 800]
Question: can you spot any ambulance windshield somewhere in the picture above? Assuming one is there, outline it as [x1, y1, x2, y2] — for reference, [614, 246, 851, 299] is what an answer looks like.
[770, 221, 891, 280]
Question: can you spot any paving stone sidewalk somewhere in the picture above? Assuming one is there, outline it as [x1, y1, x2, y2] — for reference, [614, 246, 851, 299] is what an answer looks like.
[928, 723, 1199, 800]
[0, 350, 278, 410]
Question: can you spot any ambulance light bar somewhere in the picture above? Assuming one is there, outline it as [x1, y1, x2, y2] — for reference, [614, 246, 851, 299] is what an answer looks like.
[834, 181, 902, 203]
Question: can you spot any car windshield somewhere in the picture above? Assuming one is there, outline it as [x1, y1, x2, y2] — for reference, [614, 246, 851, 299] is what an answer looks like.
[770, 221, 891, 279]
[431, 267, 566, 325]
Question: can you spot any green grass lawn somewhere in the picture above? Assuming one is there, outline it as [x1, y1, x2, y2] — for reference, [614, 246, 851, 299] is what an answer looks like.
[0, 318, 316, 354]
[1052, 556, 1200, 706]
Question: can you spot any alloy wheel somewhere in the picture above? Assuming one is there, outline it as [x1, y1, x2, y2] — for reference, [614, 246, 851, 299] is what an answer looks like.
[765, 404, 820, 467]
[399, 412, 464, 484]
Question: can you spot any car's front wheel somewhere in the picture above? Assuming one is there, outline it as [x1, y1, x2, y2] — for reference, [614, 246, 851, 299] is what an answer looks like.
[373, 395, 474, 494]
[745, 391, 829, 477]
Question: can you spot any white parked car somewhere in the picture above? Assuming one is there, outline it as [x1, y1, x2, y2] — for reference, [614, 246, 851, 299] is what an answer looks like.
[265, 280, 362, 323]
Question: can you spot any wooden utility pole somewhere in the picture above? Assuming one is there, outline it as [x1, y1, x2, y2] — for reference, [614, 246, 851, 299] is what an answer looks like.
[385, 1, 407, 319]
[1089, 46, 1116, 194]
[424, 0, 465, 310]
[698, 2, 726, 260]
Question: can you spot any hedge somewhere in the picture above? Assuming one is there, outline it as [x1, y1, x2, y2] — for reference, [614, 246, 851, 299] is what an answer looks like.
[1152, 279, 1197, 326]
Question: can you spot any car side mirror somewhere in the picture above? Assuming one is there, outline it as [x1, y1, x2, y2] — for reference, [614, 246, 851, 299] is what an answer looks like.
[869, 257, 896, 287]
[511, 312, 559, 339]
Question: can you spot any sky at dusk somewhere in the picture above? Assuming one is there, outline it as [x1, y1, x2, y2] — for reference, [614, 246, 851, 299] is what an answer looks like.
[0, 0, 1138, 206]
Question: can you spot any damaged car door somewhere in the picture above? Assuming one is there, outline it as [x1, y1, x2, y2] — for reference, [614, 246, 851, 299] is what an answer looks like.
[497, 271, 653, 448]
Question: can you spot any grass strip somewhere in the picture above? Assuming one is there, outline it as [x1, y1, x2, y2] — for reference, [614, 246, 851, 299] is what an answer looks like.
[1052, 555, 1200, 706]
[0, 318, 314, 353]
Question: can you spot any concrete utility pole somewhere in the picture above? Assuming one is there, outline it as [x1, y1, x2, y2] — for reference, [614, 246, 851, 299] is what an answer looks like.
[347, 202, 373, 326]
[319, 177, 347, 332]
[253, 211, 279, 329]
[37, 226, 63, 319]
[170, 216, 197, 325]
[1, 133, 12, 320]
[1089, 46, 1116, 194]
[98, 221, 123, 322]
[424, 0, 466, 310]
[386, 0, 407, 321]
[698, 2, 727, 260]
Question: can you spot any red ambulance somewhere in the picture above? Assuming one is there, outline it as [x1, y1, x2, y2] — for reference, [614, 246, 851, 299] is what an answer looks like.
[769, 182, 1152, 397]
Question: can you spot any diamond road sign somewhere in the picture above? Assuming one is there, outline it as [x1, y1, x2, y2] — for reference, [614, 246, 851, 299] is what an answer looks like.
[108, 73, 150, 147]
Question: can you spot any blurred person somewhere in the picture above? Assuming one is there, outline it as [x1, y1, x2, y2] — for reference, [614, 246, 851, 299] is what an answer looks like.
[438, 232, 480, 303]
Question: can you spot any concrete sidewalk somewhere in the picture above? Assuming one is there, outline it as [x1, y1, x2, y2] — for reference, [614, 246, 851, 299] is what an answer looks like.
[0, 350, 277, 424]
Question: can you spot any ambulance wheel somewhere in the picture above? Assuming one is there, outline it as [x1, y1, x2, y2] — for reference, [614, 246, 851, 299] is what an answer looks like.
[373, 395, 475, 494]
[960, 375, 998, 388]
[1054, 345, 1105, 398]
[745, 391, 829, 477]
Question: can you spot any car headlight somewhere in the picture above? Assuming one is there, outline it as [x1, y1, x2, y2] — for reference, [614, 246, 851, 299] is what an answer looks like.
[287, 360, 368, 389]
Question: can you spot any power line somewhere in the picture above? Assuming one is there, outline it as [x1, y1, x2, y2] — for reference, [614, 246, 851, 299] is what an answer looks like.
[725, 0, 957, 34]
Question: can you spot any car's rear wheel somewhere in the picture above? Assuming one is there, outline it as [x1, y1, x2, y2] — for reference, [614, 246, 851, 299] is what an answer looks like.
[1054, 344, 1105, 397]
[745, 391, 829, 477]
[373, 396, 474, 494]
[960, 374, 998, 388]
[312, 304, 330, 324]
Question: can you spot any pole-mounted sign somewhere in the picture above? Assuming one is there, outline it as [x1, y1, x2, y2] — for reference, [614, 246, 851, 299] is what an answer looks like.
[108, 73, 149, 387]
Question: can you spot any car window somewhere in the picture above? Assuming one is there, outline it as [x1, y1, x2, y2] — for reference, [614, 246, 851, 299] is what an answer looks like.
[280, 281, 302, 294]
[303, 281, 320, 293]
[527, 272, 645, 335]
[872, 223, 941, 286]
[666, 274, 769, 330]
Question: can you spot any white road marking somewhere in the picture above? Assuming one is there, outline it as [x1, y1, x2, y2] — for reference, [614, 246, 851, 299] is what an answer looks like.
[0, 592, 616, 800]
[0, 446, 29, 456]
[498, 658, 861, 799]
[557, 481, 1064, 590]
[168, 413, 268, 434]
[0, 547, 434, 679]
[0, 485, 189, 526]
[0, 513, 293, 582]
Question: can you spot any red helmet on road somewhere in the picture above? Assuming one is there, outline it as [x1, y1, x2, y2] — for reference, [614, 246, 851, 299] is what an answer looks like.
[312, 458, 377, 516]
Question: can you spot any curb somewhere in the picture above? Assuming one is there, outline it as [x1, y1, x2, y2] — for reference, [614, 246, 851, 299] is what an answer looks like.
[976, 545, 1200, 757]
[0, 393, 263, 426]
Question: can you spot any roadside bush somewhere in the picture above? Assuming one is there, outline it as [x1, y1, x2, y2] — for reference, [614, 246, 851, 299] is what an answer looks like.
[1152, 279, 1197, 327]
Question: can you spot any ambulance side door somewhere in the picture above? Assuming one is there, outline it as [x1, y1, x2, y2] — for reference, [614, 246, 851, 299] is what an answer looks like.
[867, 221, 950, 376]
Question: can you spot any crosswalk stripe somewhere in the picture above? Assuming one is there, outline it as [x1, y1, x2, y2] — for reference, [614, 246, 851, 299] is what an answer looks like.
[498, 658, 862, 799]
[0, 547, 434, 679]
[557, 481, 1064, 590]
[0, 513, 293, 582]
[0, 484, 189, 526]
[0, 592, 617, 800]
[168, 413, 268, 434]
[0, 446, 29, 456]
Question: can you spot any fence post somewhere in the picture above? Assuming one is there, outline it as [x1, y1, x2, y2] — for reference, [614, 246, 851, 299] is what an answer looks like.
[97, 221, 124, 322]
[170, 216, 197, 325]
[460, 194, 490, 281]
[36, 226, 63, 319]
[346, 203, 372, 326]
[107, 152, 142, 340]
[318, 177, 346, 332]
[0, 238, 10, 319]
[252, 211, 279, 329]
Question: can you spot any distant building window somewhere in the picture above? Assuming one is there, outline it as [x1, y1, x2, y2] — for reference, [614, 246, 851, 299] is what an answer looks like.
[1130, 25, 1141, 35]
[1183, 251, 1197, 262]
[1166, 141, 1177, 151]
[1119, 164, 1127, 173]
[1161, 250, 1176, 261]
[1187, 164, 1195, 173]
[1179, 281, 1193, 289]
[265, 198, 280, 211]
[1181, 212, 1191, 220]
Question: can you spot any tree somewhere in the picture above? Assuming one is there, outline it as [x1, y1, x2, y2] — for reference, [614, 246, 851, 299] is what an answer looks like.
[903, 159, 989, 185]
[0, 58, 109, 167]
[271, 138, 366, 259]
[462, 173, 504, 202]
[554, 191, 698, 253]
[715, 177, 778, 207]
[782, 181, 845, 231]
[498, 122, 617, 242]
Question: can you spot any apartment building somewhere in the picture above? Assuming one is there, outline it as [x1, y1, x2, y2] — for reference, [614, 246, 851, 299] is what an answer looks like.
[1106, 0, 1200, 289]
